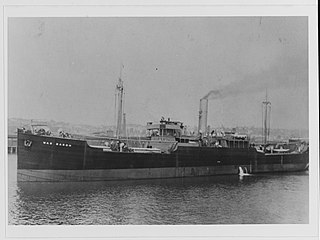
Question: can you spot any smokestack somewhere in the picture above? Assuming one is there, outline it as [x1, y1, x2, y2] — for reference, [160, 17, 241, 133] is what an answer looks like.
[198, 89, 220, 136]
[198, 98, 208, 135]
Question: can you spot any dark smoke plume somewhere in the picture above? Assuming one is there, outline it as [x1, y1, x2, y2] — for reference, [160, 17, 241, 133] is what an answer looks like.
[201, 52, 307, 100]
[201, 90, 221, 100]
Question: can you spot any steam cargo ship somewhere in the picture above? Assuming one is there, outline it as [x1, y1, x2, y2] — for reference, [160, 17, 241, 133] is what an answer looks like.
[16, 78, 309, 182]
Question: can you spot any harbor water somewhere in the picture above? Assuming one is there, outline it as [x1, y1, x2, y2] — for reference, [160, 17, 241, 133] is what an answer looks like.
[8, 154, 308, 225]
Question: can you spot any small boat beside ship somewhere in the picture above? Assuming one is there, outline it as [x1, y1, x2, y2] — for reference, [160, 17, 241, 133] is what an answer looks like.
[16, 78, 309, 182]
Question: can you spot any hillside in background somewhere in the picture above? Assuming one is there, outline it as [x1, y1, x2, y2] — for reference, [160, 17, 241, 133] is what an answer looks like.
[8, 118, 308, 142]
[8, 118, 147, 137]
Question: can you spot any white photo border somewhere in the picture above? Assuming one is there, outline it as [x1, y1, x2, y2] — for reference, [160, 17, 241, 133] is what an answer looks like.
[1, 1, 318, 239]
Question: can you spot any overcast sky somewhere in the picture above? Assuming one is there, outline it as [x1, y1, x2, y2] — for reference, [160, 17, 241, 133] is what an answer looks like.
[8, 17, 308, 130]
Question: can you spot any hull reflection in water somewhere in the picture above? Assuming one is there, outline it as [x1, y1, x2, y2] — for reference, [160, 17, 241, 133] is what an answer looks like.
[9, 155, 309, 225]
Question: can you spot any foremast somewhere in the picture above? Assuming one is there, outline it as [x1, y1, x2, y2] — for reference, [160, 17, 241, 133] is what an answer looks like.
[115, 66, 125, 138]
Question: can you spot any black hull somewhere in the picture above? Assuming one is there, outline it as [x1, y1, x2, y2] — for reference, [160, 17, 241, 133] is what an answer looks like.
[17, 131, 309, 182]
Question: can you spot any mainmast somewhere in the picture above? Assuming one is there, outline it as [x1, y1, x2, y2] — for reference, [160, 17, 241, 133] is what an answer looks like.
[115, 66, 124, 138]
[262, 91, 271, 151]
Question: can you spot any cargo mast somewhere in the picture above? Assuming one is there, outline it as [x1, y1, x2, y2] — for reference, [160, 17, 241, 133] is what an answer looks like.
[115, 66, 124, 138]
[262, 91, 271, 151]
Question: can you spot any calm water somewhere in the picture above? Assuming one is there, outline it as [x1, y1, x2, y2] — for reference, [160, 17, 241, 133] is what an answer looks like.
[8, 155, 309, 225]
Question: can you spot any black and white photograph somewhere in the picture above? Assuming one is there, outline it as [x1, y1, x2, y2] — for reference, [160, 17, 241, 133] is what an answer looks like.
[1, 1, 319, 240]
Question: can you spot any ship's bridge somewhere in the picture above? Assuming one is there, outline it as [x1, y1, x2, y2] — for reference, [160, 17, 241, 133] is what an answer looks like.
[147, 118, 184, 140]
